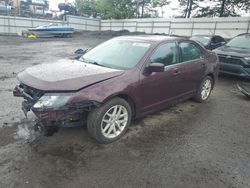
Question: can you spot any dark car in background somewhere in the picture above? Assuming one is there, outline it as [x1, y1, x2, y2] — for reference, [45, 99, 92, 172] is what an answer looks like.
[14, 36, 219, 143]
[191, 35, 226, 50]
[213, 33, 250, 79]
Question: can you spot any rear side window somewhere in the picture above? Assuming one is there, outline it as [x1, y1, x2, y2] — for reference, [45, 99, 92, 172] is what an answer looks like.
[179, 42, 203, 62]
[150, 43, 178, 66]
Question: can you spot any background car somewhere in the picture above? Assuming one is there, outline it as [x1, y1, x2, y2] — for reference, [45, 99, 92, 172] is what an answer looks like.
[191, 35, 226, 50]
[213, 33, 250, 79]
[14, 36, 219, 143]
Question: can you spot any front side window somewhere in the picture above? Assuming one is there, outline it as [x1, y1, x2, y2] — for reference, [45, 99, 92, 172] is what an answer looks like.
[150, 43, 178, 66]
[180, 42, 203, 62]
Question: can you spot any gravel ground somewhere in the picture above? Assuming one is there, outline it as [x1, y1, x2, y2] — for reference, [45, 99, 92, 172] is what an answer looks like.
[0, 32, 250, 188]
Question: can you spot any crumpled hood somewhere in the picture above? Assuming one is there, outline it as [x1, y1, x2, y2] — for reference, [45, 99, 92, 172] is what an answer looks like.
[17, 59, 124, 91]
[214, 46, 250, 57]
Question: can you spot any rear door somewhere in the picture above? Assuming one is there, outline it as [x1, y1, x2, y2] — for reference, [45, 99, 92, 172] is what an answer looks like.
[178, 41, 206, 93]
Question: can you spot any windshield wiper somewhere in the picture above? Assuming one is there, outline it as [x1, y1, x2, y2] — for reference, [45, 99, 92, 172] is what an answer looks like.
[81, 57, 106, 67]
[91, 61, 106, 67]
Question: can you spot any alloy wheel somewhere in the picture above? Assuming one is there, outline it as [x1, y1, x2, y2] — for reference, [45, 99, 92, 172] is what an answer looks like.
[201, 79, 212, 100]
[101, 105, 128, 138]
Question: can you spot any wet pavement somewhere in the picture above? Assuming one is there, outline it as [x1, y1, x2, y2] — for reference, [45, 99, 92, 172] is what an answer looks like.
[0, 33, 250, 188]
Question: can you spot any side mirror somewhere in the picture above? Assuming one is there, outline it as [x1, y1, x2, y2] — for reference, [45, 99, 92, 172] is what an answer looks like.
[74, 48, 88, 59]
[147, 63, 165, 73]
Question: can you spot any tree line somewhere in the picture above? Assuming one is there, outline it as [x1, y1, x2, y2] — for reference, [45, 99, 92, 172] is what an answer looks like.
[181, 0, 250, 18]
[74, 0, 250, 19]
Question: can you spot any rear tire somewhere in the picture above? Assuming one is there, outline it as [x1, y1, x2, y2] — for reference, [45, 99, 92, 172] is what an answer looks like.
[194, 76, 213, 103]
[87, 97, 132, 144]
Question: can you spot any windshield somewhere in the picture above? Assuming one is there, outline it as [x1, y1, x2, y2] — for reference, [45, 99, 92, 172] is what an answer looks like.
[80, 39, 151, 70]
[191, 36, 210, 45]
[226, 35, 250, 49]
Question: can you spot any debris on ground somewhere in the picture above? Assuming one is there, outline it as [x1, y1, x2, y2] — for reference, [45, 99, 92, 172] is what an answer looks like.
[237, 84, 250, 99]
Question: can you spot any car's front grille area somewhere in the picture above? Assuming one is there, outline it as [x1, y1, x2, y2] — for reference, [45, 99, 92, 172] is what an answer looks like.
[218, 54, 245, 66]
[19, 84, 44, 100]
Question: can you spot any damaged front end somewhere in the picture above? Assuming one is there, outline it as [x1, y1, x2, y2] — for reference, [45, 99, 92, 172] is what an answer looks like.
[13, 84, 100, 135]
[13, 84, 44, 117]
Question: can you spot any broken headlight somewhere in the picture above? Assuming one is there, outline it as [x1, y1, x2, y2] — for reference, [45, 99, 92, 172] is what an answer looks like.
[33, 93, 73, 109]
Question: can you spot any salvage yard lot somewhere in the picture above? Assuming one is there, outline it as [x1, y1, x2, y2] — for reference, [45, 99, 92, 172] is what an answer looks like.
[0, 32, 250, 188]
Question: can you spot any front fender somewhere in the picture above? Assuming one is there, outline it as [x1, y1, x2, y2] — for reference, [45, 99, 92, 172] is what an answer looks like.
[68, 71, 139, 106]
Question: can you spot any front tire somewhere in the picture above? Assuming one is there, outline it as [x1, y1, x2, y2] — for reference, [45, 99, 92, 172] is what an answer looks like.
[194, 76, 213, 103]
[87, 97, 132, 144]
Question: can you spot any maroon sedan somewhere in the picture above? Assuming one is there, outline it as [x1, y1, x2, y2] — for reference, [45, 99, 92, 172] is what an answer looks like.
[14, 35, 219, 143]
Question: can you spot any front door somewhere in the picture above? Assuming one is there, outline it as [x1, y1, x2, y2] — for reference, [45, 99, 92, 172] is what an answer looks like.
[136, 42, 183, 113]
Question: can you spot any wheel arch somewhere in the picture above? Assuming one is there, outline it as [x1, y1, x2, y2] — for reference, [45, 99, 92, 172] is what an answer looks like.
[206, 73, 215, 89]
[103, 93, 137, 118]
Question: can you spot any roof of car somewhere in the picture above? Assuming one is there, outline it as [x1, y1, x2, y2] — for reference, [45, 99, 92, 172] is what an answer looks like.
[115, 35, 184, 43]
[191, 35, 217, 37]
[236, 33, 250, 36]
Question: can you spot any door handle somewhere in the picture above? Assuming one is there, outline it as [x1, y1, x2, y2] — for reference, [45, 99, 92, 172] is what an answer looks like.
[173, 68, 181, 75]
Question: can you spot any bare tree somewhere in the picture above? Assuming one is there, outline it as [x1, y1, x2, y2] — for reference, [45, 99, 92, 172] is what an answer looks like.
[219, 0, 226, 17]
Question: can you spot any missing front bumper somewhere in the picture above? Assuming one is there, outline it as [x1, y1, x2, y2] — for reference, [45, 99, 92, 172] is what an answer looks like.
[14, 84, 100, 127]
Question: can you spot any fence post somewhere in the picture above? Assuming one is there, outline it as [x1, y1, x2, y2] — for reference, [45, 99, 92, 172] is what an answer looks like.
[213, 21, 218, 35]
[66, 16, 69, 26]
[99, 19, 101, 31]
[31, 18, 34, 27]
[7, 16, 10, 34]
[247, 20, 250, 33]
[168, 21, 171, 35]
[85, 20, 87, 30]
[151, 21, 154, 34]
[63, 15, 67, 26]
[122, 21, 124, 30]
[190, 21, 194, 36]
[3, 16, 6, 33]
[135, 21, 138, 32]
